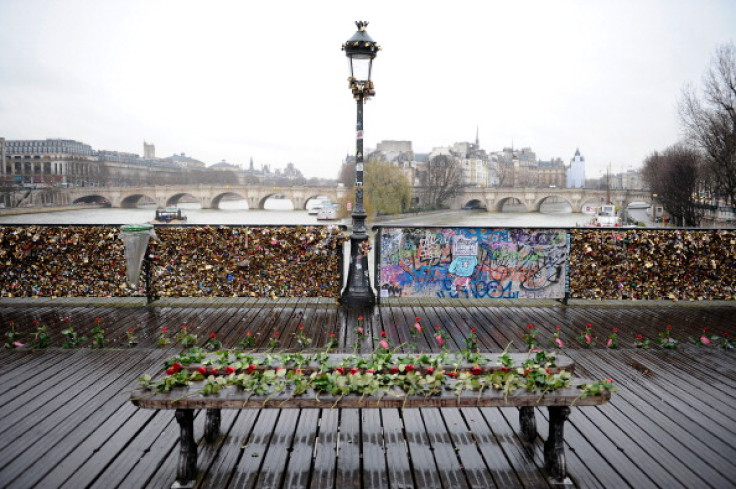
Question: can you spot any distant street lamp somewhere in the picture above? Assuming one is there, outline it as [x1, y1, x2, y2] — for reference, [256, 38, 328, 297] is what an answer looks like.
[341, 21, 380, 307]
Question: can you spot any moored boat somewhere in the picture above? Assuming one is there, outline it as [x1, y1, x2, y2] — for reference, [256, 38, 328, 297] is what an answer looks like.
[152, 207, 187, 223]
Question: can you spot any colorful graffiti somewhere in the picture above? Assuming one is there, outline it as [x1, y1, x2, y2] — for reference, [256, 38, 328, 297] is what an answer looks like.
[377, 227, 569, 299]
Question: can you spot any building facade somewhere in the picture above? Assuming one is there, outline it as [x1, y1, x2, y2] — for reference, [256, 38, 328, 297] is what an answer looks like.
[567, 148, 586, 188]
[2, 138, 96, 187]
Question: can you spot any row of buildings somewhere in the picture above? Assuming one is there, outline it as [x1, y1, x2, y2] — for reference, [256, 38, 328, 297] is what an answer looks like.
[366, 137, 645, 190]
[0, 138, 307, 188]
[1, 136, 646, 192]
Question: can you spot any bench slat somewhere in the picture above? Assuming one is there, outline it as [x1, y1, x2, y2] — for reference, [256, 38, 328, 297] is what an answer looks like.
[131, 383, 609, 410]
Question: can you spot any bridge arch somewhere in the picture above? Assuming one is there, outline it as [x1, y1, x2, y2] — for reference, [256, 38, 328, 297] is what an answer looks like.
[165, 192, 198, 207]
[71, 194, 111, 206]
[210, 192, 249, 210]
[532, 195, 574, 213]
[461, 199, 488, 210]
[258, 193, 295, 210]
[494, 196, 528, 213]
[120, 193, 157, 208]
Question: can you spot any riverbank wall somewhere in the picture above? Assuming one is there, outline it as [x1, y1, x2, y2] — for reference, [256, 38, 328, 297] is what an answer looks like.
[0, 204, 106, 216]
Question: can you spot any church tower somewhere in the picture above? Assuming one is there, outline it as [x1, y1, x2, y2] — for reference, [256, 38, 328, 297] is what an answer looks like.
[143, 141, 155, 159]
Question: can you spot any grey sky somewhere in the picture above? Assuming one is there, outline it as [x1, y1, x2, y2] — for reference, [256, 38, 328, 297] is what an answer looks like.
[1, 0, 734, 178]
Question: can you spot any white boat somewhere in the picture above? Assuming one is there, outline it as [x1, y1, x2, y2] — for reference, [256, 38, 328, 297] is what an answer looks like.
[586, 204, 621, 227]
[308, 199, 332, 215]
[317, 203, 339, 220]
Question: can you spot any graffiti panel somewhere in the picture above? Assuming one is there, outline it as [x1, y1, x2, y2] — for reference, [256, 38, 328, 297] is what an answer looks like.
[377, 227, 569, 299]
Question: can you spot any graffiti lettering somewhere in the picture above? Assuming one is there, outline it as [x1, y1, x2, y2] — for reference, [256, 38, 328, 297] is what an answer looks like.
[379, 227, 568, 300]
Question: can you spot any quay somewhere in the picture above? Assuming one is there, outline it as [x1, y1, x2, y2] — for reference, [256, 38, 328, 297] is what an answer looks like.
[0, 297, 735, 488]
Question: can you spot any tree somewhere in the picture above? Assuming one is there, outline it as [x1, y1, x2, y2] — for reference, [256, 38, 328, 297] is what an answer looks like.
[493, 160, 515, 188]
[422, 154, 463, 208]
[363, 161, 412, 216]
[679, 42, 736, 208]
[338, 160, 355, 188]
[642, 145, 704, 227]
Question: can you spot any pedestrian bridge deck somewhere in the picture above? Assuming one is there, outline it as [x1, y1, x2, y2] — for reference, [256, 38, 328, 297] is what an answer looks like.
[0, 298, 734, 488]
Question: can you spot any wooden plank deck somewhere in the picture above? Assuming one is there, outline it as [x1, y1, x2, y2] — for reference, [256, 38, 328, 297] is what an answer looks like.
[0, 299, 735, 488]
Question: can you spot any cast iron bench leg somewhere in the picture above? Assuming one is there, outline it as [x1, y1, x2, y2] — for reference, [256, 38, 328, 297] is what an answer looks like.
[519, 406, 537, 440]
[173, 409, 197, 489]
[204, 408, 221, 442]
[544, 406, 572, 485]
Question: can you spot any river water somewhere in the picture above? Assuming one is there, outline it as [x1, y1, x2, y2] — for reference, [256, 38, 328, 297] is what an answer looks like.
[0, 200, 602, 227]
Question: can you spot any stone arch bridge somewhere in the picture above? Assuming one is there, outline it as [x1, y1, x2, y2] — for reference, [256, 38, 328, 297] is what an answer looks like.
[447, 187, 653, 213]
[59, 185, 651, 213]
[63, 185, 347, 210]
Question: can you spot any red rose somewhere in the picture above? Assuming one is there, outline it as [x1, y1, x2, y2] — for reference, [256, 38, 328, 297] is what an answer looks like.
[336, 367, 345, 375]
[171, 362, 182, 373]
[380, 331, 387, 338]
[470, 366, 482, 375]
[197, 366, 207, 375]
[426, 367, 434, 375]
[448, 371, 458, 378]
[349, 368, 359, 375]
[225, 366, 236, 375]
[405, 364, 414, 372]
[247, 364, 257, 373]
[210, 332, 216, 339]
[209, 368, 219, 375]
[390, 366, 399, 374]
[166, 367, 176, 376]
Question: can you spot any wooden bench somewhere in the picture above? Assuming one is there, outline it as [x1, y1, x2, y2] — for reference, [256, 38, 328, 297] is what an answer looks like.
[130, 353, 609, 488]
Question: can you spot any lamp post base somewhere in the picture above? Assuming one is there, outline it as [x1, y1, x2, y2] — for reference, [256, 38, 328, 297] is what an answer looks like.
[341, 234, 375, 307]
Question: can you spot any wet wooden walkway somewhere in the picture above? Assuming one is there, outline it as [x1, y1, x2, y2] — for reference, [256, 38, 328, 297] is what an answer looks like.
[0, 298, 735, 488]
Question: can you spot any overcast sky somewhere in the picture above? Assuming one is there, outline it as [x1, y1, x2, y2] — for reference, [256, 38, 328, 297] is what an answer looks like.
[1, 0, 734, 179]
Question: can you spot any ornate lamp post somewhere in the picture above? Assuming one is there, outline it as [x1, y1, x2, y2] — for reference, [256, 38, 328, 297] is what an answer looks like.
[341, 21, 380, 307]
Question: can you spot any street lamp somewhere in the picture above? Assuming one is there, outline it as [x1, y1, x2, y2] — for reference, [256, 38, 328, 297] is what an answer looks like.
[341, 21, 380, 307]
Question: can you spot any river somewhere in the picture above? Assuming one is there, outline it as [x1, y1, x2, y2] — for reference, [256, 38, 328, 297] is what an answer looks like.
[0, 200, 604, 227]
